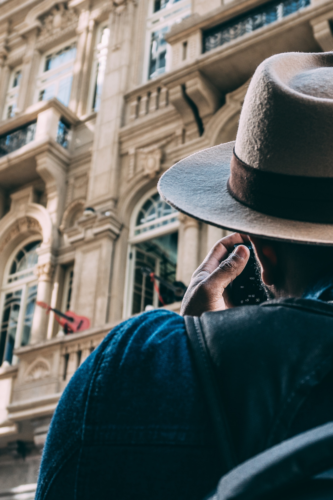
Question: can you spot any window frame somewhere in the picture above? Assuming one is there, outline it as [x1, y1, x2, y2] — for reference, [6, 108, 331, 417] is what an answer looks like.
[0, 237, 41, 365]
[144, 0, 192, 82]
[3, 66, 23, 120]
[123, 188, 179, 318]
[35, 37, 77, 106]
[61, 263, 74, 313]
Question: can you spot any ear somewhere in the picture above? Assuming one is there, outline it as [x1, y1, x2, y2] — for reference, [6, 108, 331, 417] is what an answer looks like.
[249, 237, 278, 286]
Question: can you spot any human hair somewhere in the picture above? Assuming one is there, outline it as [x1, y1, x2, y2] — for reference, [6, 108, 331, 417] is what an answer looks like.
[266, 240, 333, 298]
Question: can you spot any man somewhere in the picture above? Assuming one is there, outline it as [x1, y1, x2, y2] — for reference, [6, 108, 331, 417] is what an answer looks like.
[36, 51, 333, 500]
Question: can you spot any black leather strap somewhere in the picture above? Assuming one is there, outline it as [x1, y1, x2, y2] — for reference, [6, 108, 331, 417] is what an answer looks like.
[184, 316, 237, 471]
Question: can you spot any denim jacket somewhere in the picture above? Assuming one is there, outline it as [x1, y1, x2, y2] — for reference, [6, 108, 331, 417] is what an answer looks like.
[35, 286, 333, 500]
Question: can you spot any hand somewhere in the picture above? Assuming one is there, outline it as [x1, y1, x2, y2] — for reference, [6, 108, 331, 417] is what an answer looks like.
[181, 233, 250, 317]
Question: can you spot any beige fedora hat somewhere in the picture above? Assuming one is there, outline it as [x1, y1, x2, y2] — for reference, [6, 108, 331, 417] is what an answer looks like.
[158, 52, 333, 245]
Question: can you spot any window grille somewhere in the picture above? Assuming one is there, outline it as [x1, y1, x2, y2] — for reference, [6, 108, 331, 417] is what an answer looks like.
[0, 241, 41, 365]
[203, 0, 311, 53]
[125, 192, 179, 316]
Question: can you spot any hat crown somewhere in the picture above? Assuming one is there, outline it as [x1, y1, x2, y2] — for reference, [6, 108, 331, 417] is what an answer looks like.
[235, 52, 333, 177]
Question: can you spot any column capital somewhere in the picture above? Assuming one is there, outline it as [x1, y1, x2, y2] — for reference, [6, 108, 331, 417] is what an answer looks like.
[179, 213, 200, 229]
[35, 262, 56, 282]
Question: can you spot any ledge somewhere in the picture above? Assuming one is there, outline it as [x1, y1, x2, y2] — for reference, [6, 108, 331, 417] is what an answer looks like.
[0, 98, 80, 137]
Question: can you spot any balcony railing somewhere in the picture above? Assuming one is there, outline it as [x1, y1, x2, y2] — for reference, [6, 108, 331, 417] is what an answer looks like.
[0, 122, 36, 158]
[124, 83, 170, 126]
[203, 0, 311, 52]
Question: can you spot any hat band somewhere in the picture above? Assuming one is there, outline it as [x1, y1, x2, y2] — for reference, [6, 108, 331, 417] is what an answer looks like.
[228, 151, 333, 223]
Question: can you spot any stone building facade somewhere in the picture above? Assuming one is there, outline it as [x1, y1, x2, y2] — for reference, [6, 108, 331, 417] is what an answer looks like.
[0, 0, 331, 495]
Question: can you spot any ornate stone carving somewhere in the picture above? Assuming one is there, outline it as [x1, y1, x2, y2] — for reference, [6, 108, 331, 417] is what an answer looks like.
[0, 217, 42, 252]
[35, 262, 55, 281]
[38, 3, 78, 43]
[137, 147, 162, 179]
[25, 359, 51, 382]
[178, 213, 199, 228]
[112, 0, 136, 14]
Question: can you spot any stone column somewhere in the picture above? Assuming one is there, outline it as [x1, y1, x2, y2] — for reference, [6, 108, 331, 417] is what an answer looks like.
[69, 7, 91, 114]
[46, 264, 61, 340]
[30, 261, 55, 344]
[206, 225, 225, 254]
[87, 0, 137, 209]
[178, 214, 200, 286]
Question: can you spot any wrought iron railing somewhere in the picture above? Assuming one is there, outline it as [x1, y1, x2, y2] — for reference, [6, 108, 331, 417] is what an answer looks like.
[56, 119, 71, 149]
[203, 0, 311, 52]
[0, 122, 36, 158]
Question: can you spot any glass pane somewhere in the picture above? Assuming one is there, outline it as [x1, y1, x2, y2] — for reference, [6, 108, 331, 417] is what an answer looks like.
[39, 85, 56, 102]
[135, 193, 177, 235]
[21, 284, 37, 347]
[154, 0, 182, 12]
[131, 232, 178, 314]
[44, 44, 77, 72]
[148, 27, 169, 80]
[0, 290, 22, 364]
[100, 26, 110, 45]
[66, 269, 74, 311]
[132, 250, 156, 315]
[92, 58, 107, 112]
[57, 76, 72, 106]
[12, 71, 21, 88]
[9, 240, 41, 283]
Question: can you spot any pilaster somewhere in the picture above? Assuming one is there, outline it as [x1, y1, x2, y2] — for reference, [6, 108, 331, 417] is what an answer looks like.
[87, 0, 137, 208]
[69, 6, 91, 114]
[70, 211, 122, 327]
[77, 19, 95, 116]
[17, 30, 40, 113]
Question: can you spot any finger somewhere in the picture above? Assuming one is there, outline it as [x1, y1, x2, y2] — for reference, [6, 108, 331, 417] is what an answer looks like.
[202, 245, 250, 291]
[194, 233, 249, 276]
[219, 232, 249, 252]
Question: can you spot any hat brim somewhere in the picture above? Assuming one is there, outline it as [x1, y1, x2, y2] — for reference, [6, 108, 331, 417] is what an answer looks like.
[158, 142, 333, 245]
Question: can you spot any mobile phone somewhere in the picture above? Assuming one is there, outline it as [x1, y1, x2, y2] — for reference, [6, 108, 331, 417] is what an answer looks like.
[227, 244, 268, 306]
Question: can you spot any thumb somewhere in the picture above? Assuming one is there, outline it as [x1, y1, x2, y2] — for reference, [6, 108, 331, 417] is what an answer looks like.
[206, 245, 250, 291]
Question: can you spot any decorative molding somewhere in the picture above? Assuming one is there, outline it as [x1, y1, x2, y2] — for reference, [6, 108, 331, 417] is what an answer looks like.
[35, 262, 56, 281]
[0, 217, 42, 252]
[60, 198, 85, 231]
[137, 147, 162, 179]
[127, 135, 177, 181]
[112, 0, 137, 14]
[178, 213, 199, 228]
[37, 2, 79, 46]
[24, 358, 51, 382]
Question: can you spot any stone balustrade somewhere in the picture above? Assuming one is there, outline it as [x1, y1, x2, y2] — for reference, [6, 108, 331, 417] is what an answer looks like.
[124, 82, 170, 126]
[2, 324, 114, 429]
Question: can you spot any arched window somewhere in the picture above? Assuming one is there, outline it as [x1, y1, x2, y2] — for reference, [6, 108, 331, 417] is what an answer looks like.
[124, 192, 179, 317]
[0, 240, 41, 365]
